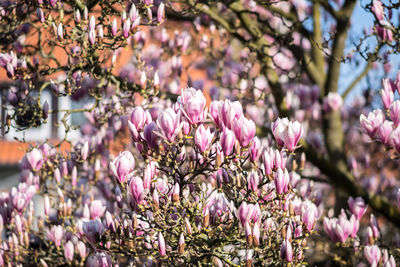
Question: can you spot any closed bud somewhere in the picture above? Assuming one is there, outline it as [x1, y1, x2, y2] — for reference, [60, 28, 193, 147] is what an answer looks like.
[111, 19, 118, 36]
[123, 18, 131, 38]
[57, 23, 63, 40]
[74, 9, 81, 23]
[44, 195, 50, 216]
[246, 250, 253, 267]
[178, 233, 185, 255]
[89, 15, 95, 31]
[157, 3, 165, 23]
[245, 222, 252, 246]
[185, 218, 193, 234]
[158, 232, 166, 256]
[64, 241, 74, 262]
[172, 183, 180, 202]
[203, 208, 210, 228]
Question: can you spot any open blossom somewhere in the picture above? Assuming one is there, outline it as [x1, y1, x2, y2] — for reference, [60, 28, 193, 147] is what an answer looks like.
[347, 197, 367, 220]
[238, 202, 261, 226]
[195, 124, 214, 152]
[109, 151, 135, 183]
[156, 108, 182, 142]
[179, 87, 207, 125]
[360, 109, 385, 137]
[378, 121, 393, 147]
[22, 148, 44, 171]
[364, 245, 381, 265]
[272, 117, 290, 147]
[281, 121, 303, 152]
[233, 116, 256, 147]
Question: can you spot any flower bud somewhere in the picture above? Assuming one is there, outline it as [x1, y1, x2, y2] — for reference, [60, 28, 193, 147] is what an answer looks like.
[280, 239, 293, 262]
[157, 3, 165, 23]
[111, 18, 118, 36]
[64, 241, 74, 262]
[110, 151, 135, 184]
[220, 128, 236, 156]
[158, 232, 166, 256]
[178, 233, 185, 255]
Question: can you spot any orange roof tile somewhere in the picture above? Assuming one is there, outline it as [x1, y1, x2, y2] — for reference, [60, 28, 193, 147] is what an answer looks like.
[0, 140, 71, 166]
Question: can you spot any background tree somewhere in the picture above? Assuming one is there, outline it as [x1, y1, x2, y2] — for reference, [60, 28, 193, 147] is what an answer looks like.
[0, 0, 399, 266]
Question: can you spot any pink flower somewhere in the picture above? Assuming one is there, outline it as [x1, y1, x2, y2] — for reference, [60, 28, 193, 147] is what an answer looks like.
[157, 3, 165, 23]
[220, 128, 236, 156]
[156, 108, 182, 142]
[143, 161, 156, 190]
[129, 176, 145, 205]
[378, 120, 393, 146]
[195, 124, 214, 153]
[280, 239, 293, 262]
[364, 245, 381, 265]
[274, 168, 290, 195]
[323, 92, 343, 112]
[111, 19, 118, 36]
[64, 241, 74, 262]
[220, 100, 243, 129]
[272, 117, 290, 146]
[391, 126, 400, 153]
[301, 207, 316, 232]
[263, 149, 274, 175]
[389, 101, 400, 126]
[129, 107, 150, 141]
[143, 122, 158, 149]
[347, 196, 367, 220]
[123, 18, 131, 38]
[49, 225, 63, 247]
[282, 121, 303, 152]
[238, 202, 261, 226]
[233, 116, 256, 147]
[180, 88, 207, 125]
[371, 0, 385, 22]
[360, 110, 385, 137]
[249, 137, 262, 162]
[158, 232, 166, 256]
[90, 200, 106, 220]
[76, 241, 87, 259]
[247, 170, 260, 193]
[23, 148, 44, 171]
[109, 151, 135, 184]
[370, 214, 380, 238]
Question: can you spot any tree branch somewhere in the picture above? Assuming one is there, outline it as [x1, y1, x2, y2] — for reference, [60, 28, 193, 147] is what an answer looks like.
[342, 61, 373, 99]
[299, 139, 400, 228]
[312, 3, 325, 71]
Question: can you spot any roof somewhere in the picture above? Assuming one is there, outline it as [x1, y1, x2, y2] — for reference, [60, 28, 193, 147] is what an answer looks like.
[0, 140, 71, 166]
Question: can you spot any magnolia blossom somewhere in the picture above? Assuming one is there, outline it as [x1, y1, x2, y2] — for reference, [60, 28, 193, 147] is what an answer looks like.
[323, 92, 343, 112]
[109, 151, 135, 183]
[347, 197, 367, 220]
[360, 109, 385, 137]
[156, 108, 182, 142]
[195, 124, 214, 152]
